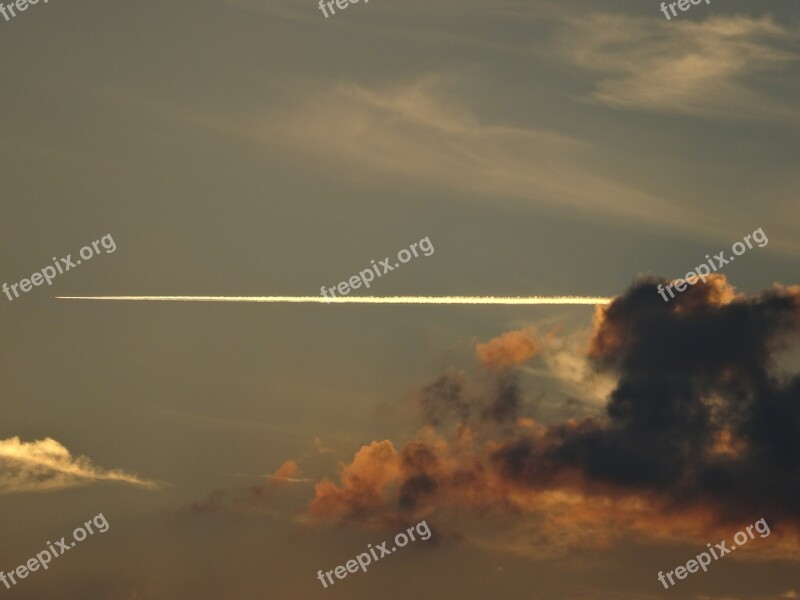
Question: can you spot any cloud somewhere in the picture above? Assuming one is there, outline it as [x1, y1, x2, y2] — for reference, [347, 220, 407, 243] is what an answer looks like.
[310, 441, 402, 521]
[256, 75, 694, 231]
[265, 459, 314, 484]
[189, 275, 800, 559]
[293, 275, 800, 559]
[535, 327, 617, 407]
[476, 327, 541, 369]
[492, 276, 800, 520]
[192, 460, 312, 514]
[559, 14, 800, 119]
[0, 437, 158, 493]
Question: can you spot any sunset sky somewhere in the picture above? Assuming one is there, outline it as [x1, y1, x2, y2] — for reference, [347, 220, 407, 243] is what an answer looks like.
[1, 0, 799, 598]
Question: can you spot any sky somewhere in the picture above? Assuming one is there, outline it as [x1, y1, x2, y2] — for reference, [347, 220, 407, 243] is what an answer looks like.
[1, 0, 799, 598]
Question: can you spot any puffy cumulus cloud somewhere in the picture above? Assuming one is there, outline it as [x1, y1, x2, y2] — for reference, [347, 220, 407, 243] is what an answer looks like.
[558, 14, 800, 119]
[0, 437, 158, 493]
[309, 441, 402, 521]
[476, 327, 541, 369]
[491, 277, 800, 519]
[296, 276, 800, 558]
[562, 276, 800, 512]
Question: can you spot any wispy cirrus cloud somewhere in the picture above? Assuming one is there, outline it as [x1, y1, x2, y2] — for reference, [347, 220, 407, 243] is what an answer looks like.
[0, 437, 159, 493]
[256, 74, 696, 232]
[559, 14, 800, 119]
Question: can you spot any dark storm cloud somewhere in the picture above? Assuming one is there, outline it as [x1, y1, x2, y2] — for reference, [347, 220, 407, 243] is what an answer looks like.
[491, 275, 800, 522]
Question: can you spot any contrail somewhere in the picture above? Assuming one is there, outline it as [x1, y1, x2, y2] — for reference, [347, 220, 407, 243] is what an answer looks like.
[55, 295, 612, 305]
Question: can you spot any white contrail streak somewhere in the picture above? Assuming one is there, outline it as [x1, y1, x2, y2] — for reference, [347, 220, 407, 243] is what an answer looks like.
[55, 295, 612, 305]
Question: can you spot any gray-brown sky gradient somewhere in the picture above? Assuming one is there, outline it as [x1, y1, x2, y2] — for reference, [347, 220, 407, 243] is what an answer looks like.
[1, 0, 799, 598]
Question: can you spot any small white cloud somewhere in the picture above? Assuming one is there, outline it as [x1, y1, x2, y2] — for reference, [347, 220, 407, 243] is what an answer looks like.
[0, 437, 158, 493]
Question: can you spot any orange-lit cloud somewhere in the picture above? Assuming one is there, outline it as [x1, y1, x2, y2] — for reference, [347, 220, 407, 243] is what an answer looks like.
[476, 327, 540, 369]
[299, 276, 800, 558]
[309, 440, 402, 521]
[266, 459, 313, 484]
